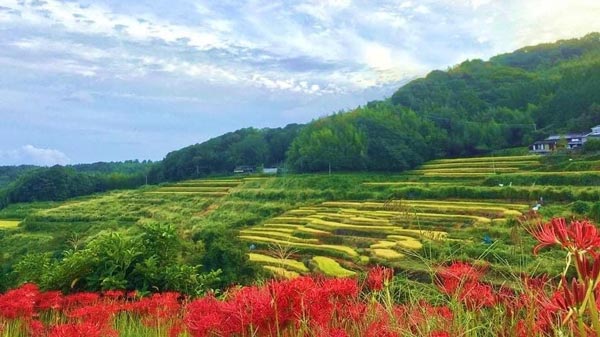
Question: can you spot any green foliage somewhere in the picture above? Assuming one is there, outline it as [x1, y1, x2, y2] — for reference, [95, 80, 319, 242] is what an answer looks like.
[584, 139, 600, 153]
[590, 202, 600, 223]
[194, 227, 261, 288]
[12, 223, 218, 295]
[0, 165, 37, 189]
[571, 201, 590, 214]
[1, 165, 149, 208]
[149, 124, 303, 182]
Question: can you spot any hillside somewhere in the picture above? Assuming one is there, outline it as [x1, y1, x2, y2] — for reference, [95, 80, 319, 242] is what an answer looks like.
[152, 33, 600, 179]
[2, 151, 600, 292]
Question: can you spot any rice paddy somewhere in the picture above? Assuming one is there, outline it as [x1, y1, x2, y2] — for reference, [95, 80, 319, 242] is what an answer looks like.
[238, 154, 594, 277]
[239, 196, 524, 275]
[148, 179, 243, 196]
[311, 256, 356, 277]
[0, 220, 20, 229]
[248, 253, 309, 273]
[3, 153, 594, 284]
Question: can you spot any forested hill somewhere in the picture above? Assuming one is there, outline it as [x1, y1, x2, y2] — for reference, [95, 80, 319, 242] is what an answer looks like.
[148, 124, 304, 182]
[0, 161, 153, 207]
[151, 32, 599, 178]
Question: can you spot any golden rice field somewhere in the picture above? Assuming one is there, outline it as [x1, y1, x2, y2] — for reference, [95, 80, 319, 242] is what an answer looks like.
[0, 220, 20, 229]
[239, 197, 527, 277]
[147, 179, 243, 196]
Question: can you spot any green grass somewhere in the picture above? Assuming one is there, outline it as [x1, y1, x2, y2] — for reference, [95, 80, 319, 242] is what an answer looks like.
[311, 256, 356, 277]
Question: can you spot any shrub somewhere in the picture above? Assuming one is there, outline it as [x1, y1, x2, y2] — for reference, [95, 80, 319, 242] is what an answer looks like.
[571, 200, 590, 214]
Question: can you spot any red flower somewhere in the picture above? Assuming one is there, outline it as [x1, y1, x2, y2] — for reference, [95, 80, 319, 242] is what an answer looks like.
[36, 291, 63, 311]
[48, 322, 113, 337]
[28, 320, 45, 337]
[531, 218, 600, 254]
[431, 331, 451, 337]
[0, 283, 39, 319]
[366, 266, 394, 291]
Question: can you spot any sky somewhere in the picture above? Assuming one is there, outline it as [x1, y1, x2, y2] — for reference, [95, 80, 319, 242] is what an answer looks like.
[0, 0, 599, 165]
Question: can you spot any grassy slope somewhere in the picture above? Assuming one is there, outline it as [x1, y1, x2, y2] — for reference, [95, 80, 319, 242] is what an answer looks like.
[0, 153, 596, 286]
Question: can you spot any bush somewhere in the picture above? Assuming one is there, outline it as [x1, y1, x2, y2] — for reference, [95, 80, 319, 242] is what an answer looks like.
[590, 202, 600, 223]
[584, 139, 600, 153]
[571, 201, 590, 214]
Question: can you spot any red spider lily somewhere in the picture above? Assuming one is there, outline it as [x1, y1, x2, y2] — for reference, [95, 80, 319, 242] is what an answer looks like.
[224, 285, 276, 334]
[532, 218, 600, 254]
[102, 290, 125, 300]
[29, 319, 45, 337]
[365, 321, 399, 337]
[366, 266, 394, 291]
[129, 292, 183, 327]
[68, 303, 120, 330]
[62, 292, 100, 309]
[48, 322, 116, 337]
[457, 281, 496, 310]
[317, 328, 349, 337]
[430, 331, 451, 337]
[436, 262, 485, 296]
[185, 295, 226, 337]
[0, 283, 39, 319]
[561, 277, 587, 311]
[530, 218, 568, 254]
[36, 291, 63, 311]
[575, 251, 600, 286]
[569, 220, 600, 252]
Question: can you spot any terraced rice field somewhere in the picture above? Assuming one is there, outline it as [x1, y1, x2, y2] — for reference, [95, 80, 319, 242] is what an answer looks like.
[311, 256, 355, 277]
[147, 179, 243, 197]
[0, 220, 20, 229]
[240, 198, 527, 276]
[405, 155, 542, 181]
[238, 155, 600, 278]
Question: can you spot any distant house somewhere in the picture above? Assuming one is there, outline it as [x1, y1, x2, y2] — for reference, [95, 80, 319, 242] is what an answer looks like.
[233, 165, 255, 174]
[588, 125, 600, 139]
[262, 167, 278, 175]
[530, 125, 600, 153]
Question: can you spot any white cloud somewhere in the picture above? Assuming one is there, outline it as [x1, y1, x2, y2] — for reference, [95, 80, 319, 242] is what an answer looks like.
[0, 145, 71, 166]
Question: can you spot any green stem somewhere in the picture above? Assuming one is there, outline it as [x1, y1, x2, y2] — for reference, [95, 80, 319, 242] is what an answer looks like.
[577, 314, 588, 337]
[588, 291, 600, 336]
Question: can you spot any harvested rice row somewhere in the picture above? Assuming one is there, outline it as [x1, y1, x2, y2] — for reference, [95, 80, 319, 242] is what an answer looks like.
[263, 266, 299, 279]
[239, 235, 359, 257]
[0, 220, 20, 229]
[419, 161, 540, 169]
[311, 256, 355, 277]
[428, 155, 540, 164]
[413, 167, 520, 173]
[239, 230, 319, 243]
[248, 253, 309, 273]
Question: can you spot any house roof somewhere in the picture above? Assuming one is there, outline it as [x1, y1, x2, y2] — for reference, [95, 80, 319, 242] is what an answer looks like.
[545, 133, 587, 140]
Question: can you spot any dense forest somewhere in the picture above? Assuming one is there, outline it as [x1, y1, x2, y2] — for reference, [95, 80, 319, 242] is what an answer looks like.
[147, 124, 303, 182]
[1, 33, 599, 205]
[0, 161, 153, 208]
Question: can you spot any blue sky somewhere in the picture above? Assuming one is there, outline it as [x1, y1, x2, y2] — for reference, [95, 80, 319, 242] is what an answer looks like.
[0, 0, 599, 165]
